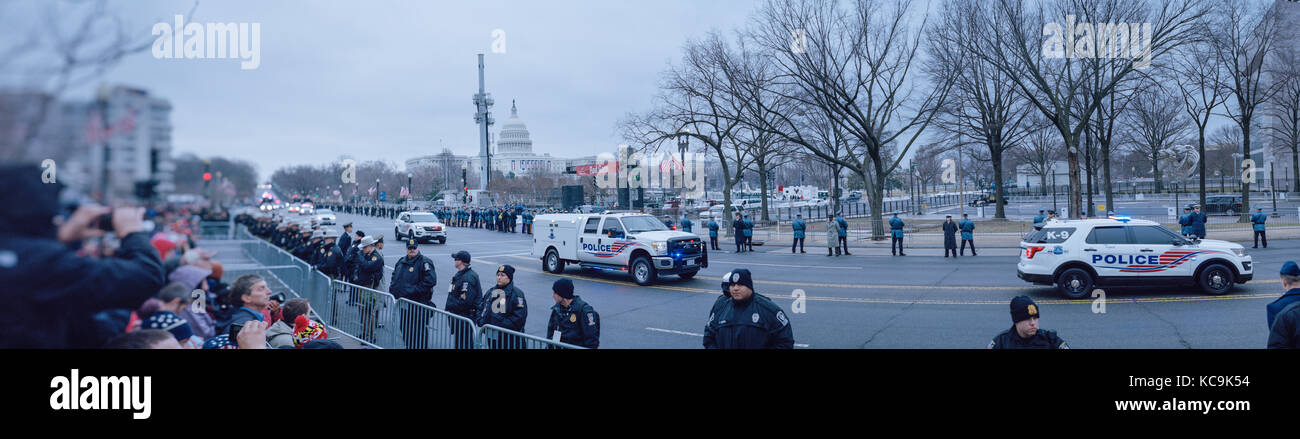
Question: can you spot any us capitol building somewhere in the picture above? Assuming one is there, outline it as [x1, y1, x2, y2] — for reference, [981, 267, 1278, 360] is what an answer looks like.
[405, 100, 595, 178]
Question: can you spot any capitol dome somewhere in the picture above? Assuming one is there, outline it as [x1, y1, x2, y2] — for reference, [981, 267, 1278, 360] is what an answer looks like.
[497, 100, 533, 155]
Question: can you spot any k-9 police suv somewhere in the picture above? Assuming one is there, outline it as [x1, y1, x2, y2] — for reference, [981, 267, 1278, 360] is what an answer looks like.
[532, 212, 708, 285]
[1017, 217, 1252, 298]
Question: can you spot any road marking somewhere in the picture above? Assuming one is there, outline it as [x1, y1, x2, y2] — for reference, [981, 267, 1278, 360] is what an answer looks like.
[706, 259, 862, 270]
[476, 258, 1278, 305]
[645, 327, 809, 348]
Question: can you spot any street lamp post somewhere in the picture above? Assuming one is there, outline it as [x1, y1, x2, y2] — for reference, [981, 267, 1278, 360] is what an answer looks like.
[678, 128, 689, 208]
[407, 173, 413, 210]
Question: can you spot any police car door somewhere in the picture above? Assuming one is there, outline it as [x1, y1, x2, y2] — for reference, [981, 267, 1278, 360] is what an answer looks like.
[599, 217, 630, 266]
[1128, 225, 1186, 277]
[578, 216, 602, 262]
[396, 213, 409, 236]
[1084, 226, 1136, 279]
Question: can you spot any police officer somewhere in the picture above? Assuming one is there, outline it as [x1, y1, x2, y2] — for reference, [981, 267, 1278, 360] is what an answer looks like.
[743, 213, 755, 252]
[390, 239, 437, 349]
[1032, 209, 1047, 231]
[354, 236, 384, 289]
[292, 228, 315, 260]
[1252, 206, 1267, 248]
[546, 279, 600, 349]
[889, 212, 905, 256]
[343, 230, 365, 284]
[445, 250, 482, 349]
[987, 295, 1068, 349]
[1269, 301, 1300, 348]
[791, 213, 806, 253]
[1178, 206, 1193, 237]
[942, 215, 958, 258]
[1267, 261, 1300, 330]
[707, 216, 720, 250]
[315, 229, 344, 279]
[731, 213, 746, 253]
[703, 269, 795, 349]
[478, 265, 528, 347]
[523, 210, 534, 234]
[1189, 203, 1207, 239]
[680, 213, 693, 234]
[959, 213, 976, 256]
[338, 222, 353, 255]
[835, 212, 850, 255]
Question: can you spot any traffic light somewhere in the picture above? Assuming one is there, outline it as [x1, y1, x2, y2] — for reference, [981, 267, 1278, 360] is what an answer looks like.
[202, 172, 212, 182]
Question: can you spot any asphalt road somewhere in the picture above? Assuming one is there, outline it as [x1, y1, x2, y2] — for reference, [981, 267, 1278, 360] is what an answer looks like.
[331, 211, 1291, 349]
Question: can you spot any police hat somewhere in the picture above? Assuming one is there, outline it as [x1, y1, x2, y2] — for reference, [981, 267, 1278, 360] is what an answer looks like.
[359, 236, 378, 247]
[406, 239, 418, 249]
[728, 268, 755, 291]
[452, 250, 471, 263]
[311, 230, 324, 239]
[1010, 295, 1040, 323]
[1282, 261, 1300, 277]
[1183, 206, 1191, 211]
[343, 222, 353, 228]
[322, 228, 340, 239]
[1257, 206, 1264, 210]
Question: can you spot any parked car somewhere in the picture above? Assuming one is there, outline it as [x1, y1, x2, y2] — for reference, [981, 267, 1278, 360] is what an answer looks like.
[969, 194, 1009, 207]
[1202, 195, 1243, 216]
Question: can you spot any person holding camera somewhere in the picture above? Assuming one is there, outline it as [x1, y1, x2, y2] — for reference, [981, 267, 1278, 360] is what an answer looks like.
[0, 164, 165, 348]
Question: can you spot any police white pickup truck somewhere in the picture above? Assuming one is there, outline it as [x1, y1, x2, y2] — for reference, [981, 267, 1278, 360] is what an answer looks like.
[532, 212, 708, 285]
[1017, 218, 1252, 299]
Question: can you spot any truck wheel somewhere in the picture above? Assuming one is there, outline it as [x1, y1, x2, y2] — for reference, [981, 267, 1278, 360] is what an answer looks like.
[394, 227, 402, 240]
[678, 270, 698, 280]
[632, 257, 656, 286]
[1056, 268, 1094, 299]
[437, 237, 446, 244]
[1198, 263, 1234, 295]
[545, 248, 565, 273]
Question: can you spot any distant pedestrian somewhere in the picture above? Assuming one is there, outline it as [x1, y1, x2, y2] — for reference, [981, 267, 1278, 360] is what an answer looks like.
[1252, 206, 1267, 248]
[959, 213, 976, 256]
[825, 214, 840, 256]
[791, 213, 806, 254]
[835, 212, 850, 255]
[889, 212, 905, 256]
[732, 213, 746, 253]
[942, 215, 958, 258]
[707, 217, 720, 250]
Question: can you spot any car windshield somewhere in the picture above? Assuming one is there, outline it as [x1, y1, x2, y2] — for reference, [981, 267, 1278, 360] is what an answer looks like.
[622, 216, 670, 233]
[317, 209, 333, 215]
[410, 214, 439, 223]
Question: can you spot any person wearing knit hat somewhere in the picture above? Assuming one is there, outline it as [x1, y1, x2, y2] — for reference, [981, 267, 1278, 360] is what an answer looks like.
[987, 295, 1068, 349]
[703, 268, 794, 349]
[477, 265, 528, 337]
[290, 314, 329, 347]
[143, 310, 196, 348]
[446, 250, 482, 349]
[547, 279, 600, 348]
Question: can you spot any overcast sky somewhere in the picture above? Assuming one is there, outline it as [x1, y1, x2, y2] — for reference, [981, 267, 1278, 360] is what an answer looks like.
[11, 0, 761, 180]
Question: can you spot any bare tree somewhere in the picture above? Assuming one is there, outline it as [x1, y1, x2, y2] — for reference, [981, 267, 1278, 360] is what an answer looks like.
[1213, 0, 1285, 221]
[1171, 17, 1229, 204]
[968, 0, 1208, 218]
[749, 0, 956, 239]
[1265, 42, 1300, 192]
[1011, 120, 1064, 195]
[1122, 82, 1192, 193]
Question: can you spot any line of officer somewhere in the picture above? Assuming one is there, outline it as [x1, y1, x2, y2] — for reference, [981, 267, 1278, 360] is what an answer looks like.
[959, 213, 976, 256]
[445, 250, 482, 349]
[703, 269, 795, 349]
[478, 265, 528, 348]
[390, 239, 437, 349]
[547, 279, 600, 349]
[987, 295, 1068, 349]
[791, 212, 806, 253]
[1251, 206, 1267, 248]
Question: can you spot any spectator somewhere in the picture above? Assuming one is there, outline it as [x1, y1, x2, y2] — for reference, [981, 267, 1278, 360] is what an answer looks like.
[168, 265, 218, 340]
[290, 315, 328, 347]
[219, 274, 272, 339]
[137, 283, 203, 348]
[0, 163, 164, 348]
[105, 329, 182, 349]
[268, 298, 311, 348]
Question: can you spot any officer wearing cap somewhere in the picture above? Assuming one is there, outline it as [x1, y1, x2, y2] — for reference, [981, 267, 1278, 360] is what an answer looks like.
[959, 213, 976, 256]
[707, 216, 720, 250]
[1267, 261, 1300, 330]
[339, 222, 354, 254]
[889, 212, 905, 256]
[353, 235, 383, 288]
[292, 228, 315, 260]
[743, 212, 755, 251]
[1251, 206, 1267, 248]
[988, 296, 1068, 349]
[391, 239, 437, 349]
[1189, 204, 1207, 239]
[547, 279, 600, 348]
[446, 250, 482, 349]
[315, 228, 344, 279]
[791, 213, 806, 254]
[680, 213, 693, 234]
[835, 212, 850, 255]
[478, 265, 528, 341]
[703, 269, 795, 349]
[1178, 206, 1193, 237]
[1032, 210, 1047, 231]
[343, 230, 365, 284]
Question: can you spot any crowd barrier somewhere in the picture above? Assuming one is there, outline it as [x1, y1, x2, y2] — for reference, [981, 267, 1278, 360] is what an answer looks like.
[232, 225, 583, 349]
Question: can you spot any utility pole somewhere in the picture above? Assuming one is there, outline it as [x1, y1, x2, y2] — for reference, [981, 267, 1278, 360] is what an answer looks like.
[473, 54, 494, 193]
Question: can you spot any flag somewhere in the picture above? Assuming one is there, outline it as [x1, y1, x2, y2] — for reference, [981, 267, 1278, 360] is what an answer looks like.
[399, 186, 410, 198]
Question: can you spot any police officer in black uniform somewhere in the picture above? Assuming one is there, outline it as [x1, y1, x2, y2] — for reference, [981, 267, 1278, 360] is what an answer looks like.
[703, 268, 795, 349]
[987, 295, 1068, 349]
[546, 279, 600, 348]
[477, 265, 528, 348]
[390, 239, 437, 349]
[315, 228, 344, 279]
[445, 250, 483, 349]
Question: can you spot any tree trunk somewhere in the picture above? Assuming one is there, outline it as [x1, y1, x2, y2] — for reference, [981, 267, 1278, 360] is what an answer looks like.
[1241, 117, 1252, 223]
[991, 142, 1006, 219]
[1067, 136, 1082, 219]
[758, 158, 770, 222]
[1198, 126, 1208, 207]
[1292, 146, 1299, 193]
[1039, 170, 1048, 196]
[868, 165, 885, 240]
[1152, 150, 1162, 194]
[1084, 128, 1094, 216]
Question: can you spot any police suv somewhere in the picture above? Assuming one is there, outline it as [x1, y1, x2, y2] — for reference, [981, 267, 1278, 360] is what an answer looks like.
[1017, 217, 1252, 298]
[532, 212, 708, 285]
[394, 211, 447, 244]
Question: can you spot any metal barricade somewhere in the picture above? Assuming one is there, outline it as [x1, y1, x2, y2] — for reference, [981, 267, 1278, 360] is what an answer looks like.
[476, 324, 587, 349]
[328, 281, 396, 348]
[197, 220, 234, 240]
[393, 299, 478, 349]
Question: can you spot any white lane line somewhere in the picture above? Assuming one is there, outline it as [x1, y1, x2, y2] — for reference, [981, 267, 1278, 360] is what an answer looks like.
[645, 327, 809, 348]
[707, 258, 857, 268]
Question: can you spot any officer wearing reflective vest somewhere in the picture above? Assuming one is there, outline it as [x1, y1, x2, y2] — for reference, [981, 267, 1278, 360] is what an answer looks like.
[1251, 206, 1267, 248]
[791, 213, 806, 253]
[988, 295, 1068, 349]
[547, 279, 600, 348]
[703, 269, 795, 349]
[477, 264, 527, 332]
